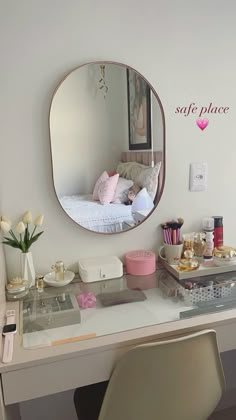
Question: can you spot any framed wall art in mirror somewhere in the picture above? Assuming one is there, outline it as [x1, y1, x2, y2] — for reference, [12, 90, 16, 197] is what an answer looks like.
[127, 69, 152, 150]
[49, 61, 165, 234]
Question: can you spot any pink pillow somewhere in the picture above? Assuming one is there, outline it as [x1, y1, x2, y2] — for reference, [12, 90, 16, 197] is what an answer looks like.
[98, 174, 119, 205]
[93, 171, 109, 200]
[108, 171, 117, 177]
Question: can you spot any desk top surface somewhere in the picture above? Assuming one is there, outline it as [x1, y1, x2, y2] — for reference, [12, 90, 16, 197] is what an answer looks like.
[2, 268, 236, 373]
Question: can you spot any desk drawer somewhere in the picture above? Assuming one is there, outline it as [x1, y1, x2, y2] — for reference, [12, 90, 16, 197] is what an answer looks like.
[2, 321, 236, 405]
[2, 346, 125, 405]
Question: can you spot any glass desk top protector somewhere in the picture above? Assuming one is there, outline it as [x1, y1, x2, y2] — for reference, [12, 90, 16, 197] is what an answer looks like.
[20, 271, 236, 349]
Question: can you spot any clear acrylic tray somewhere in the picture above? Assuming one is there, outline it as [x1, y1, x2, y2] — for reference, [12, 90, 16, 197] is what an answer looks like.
[159, 271, 236, 305]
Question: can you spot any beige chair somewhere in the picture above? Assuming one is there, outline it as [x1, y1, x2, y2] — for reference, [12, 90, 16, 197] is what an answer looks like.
[74, 330, 225, 420]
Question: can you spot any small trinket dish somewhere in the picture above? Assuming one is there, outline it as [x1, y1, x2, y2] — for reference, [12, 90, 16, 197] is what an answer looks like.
[6, 277, 30, 301]
[43, 270, 75, 287]
[213, 246, 236, 266]
[177, 250, 200, 272]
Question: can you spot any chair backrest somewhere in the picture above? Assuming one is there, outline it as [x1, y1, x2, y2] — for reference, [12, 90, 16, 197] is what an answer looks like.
[98, 330, 225, 420]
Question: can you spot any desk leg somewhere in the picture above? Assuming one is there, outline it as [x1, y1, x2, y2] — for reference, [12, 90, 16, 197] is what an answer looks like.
[0, 378, 20, 420]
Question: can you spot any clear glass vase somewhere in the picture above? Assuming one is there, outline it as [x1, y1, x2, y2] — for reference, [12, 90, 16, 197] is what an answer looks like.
[20, 251, 35, 286]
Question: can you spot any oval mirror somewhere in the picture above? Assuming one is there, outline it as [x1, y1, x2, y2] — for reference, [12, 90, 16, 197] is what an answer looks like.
[49, 61, 165, 234]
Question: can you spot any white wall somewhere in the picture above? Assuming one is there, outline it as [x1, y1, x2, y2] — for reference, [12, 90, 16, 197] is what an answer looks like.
[51, 63, 128, 196]
[1, 2, 236, 417]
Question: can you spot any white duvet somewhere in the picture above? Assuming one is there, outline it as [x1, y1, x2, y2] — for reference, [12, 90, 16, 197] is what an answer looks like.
[60, 194, 133, 233]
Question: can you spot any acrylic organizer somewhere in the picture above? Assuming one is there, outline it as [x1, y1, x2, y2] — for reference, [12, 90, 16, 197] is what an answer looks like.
[159, 271, 236, 305]
[159, 257, 236, 280]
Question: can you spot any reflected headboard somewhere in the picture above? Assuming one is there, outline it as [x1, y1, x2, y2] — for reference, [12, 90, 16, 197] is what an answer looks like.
[121, 151, 164, 201]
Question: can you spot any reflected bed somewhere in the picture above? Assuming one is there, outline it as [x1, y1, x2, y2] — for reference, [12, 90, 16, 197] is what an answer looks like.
[60, 194, 133, 233]
[59, 151, 163, 233]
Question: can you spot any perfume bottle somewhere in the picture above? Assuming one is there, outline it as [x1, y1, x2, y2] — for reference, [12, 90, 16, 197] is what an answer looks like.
[52, 261, 65, 281]
[202, 217, 214, 260]
[193, 232, 205, 258]
[36, 275, 44, 292]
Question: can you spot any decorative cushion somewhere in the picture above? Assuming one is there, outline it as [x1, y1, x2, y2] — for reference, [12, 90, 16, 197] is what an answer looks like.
[131, 187, 154, 212]
[112, 177, 134, 204]
[135, 162, 162, 201]
[98, 174, 119, 205]
[116, 162, 148, 183]
[93, 171, 109, 200]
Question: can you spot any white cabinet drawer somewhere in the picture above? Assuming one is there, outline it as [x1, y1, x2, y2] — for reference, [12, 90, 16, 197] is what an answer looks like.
[2, 321, 236, 405]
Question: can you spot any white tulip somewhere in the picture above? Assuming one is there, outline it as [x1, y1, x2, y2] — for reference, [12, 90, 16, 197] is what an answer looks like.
[1, 215, 12, 226]
[0, 221, 11, 233]
[16, 222, 25, 234]
[23, 211, 32, 224]
[34, 214, 44, 226]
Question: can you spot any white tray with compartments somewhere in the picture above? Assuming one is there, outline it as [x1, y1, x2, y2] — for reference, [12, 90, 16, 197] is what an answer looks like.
[159, 258, 236, 280]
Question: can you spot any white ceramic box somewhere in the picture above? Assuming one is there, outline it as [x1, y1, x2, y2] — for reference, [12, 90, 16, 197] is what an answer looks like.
[78, 256, 123, 283]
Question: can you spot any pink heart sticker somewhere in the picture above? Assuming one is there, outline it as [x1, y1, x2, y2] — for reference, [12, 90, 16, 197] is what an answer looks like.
[196, 118, 209, 130]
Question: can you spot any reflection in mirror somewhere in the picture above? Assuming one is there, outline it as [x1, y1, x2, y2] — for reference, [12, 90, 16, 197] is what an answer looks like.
[49, 62, 165, 234]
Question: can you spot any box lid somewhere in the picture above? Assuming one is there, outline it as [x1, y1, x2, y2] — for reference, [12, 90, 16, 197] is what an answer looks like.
[78, 256, 122, 270]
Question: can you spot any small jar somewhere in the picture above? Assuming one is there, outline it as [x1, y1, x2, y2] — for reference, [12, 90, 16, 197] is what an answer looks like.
[36, 275, 44, 292]
[193, 232, 205, 257]
[6, 277, 30, 301]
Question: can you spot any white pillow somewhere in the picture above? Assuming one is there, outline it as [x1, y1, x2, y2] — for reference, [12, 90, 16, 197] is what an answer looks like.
[112, 177, 134, 204]
[131, 187, 154, 212]
[135, 162, 162, 201]
[93, 171, 109, 200]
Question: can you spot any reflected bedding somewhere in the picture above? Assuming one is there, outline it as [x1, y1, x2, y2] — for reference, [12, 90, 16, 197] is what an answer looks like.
[60, 194, 133, 233]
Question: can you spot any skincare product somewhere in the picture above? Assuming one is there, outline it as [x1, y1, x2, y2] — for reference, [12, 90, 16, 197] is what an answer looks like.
[202, 217, 214, 260]
[212, 216, 223, 248]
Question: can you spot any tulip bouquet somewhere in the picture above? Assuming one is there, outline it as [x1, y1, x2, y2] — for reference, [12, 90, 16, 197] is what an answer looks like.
[0, 211, 44, 253]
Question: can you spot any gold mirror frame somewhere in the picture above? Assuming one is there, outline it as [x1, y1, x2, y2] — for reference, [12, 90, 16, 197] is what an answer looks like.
[49, 61, 166, 234]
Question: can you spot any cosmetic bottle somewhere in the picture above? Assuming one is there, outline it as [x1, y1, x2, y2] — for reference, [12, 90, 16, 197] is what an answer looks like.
[202, 217, 214, 260]
[193, 232, 205, 258]
[212, 216, 223, 248]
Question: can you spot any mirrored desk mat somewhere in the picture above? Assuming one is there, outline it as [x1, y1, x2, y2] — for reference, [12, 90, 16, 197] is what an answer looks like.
[19, 271, 236, 349]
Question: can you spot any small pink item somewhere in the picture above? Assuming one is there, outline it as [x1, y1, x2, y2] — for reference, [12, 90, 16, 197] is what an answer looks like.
[125, 250, 156, 276]
[77, 292, 96, 309]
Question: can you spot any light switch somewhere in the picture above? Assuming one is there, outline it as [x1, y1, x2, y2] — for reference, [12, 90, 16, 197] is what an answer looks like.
[189, 162, 208, 192]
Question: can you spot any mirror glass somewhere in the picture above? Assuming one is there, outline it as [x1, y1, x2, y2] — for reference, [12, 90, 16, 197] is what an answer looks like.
[49, 62, 165, 234]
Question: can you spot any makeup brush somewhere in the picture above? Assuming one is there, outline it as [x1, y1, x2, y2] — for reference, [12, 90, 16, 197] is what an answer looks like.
[168, 221, 180, 245]
[161, 223, 171, 244]
[177, 217, 184, 228]
[176, 218, 184, 244]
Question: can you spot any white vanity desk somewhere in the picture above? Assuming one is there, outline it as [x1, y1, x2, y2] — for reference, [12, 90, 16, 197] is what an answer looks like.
[1, 269, 236, 419]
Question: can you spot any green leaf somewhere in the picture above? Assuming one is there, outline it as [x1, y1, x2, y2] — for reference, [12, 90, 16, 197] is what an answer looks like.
[3, 237, 17, 245]
[23, 226, 30, 248]
[20, 240, 26, 253]
[28, 231, 44, 247]
[2, 240, 21, 249]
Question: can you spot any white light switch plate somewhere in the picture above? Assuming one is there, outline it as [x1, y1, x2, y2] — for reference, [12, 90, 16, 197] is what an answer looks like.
[189, 162, 208, 192]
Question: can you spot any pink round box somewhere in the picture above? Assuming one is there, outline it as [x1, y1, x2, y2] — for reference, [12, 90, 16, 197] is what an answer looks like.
[125, 250, 156, 276]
